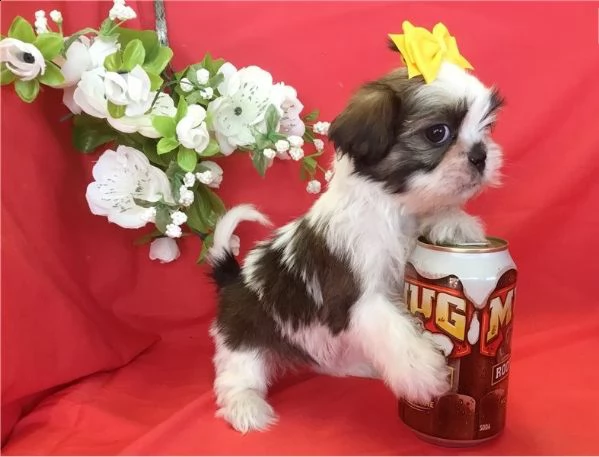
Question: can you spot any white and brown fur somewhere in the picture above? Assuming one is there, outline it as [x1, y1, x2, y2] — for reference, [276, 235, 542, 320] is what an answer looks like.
[207, 58, 505, 433]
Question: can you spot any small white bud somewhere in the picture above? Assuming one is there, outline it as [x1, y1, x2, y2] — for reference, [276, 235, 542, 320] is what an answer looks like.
[275, 139, 290, 153]
[288, 147, 304, 161]
[180, 78, 193, 93]
[288, 135, 304, 148]
[196, 68, 210, 85]
[306, 180, 322, 194]
[49, 10, 63, 23]
[263, 148, 276, 160]
[170, 211, 188, 226]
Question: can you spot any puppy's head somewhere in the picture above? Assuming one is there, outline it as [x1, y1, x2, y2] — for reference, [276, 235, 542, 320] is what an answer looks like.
[329, 61, 504, 213]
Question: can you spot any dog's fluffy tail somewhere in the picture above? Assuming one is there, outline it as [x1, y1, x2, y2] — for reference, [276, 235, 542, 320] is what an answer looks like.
[208, 204, 271, 289]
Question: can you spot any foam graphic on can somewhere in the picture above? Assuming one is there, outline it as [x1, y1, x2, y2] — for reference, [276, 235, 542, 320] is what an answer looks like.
[399, 238, 517, 446]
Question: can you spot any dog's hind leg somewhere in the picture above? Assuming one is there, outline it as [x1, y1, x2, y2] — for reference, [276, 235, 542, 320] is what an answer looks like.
[210, 325, 277, 433]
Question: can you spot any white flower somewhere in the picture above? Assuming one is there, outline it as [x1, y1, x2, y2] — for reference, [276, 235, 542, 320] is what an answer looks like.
[149, 237, 180, 263]
[275, 139, 289, 153]
[180, 77, 193, 93]
[183, 172, 196, 188]
[229, 234, 241, 256]
[104, 65, 155, 117]
[288, 135, 304, 148]
[314, 139, 325, 151]
[85, 145, 173, 229]
[0, 38, 46, 81]
[171, 211, 188, 226]
[34, 10, 49, 34]
[59, 36, 120, 114]
[273, 84, 305, 137]
[176, 105, 210, 154]
[325, 170, 334, 182]
[208, 64, 275, 155]
[263, 148, 276, 160]
[165, 223, 182, 239]
[107, 92, 176, 138]
[196, 68, 210, 85]
[178, 187, 194, 207]
[49, 10, 63, 23]
[196, 161, 223, 188]
[57, 36, 119, 88]
[313, 121, 330, 135]
[109, 0, 137, 21]
[72, 66, 109, 117]
[200, 87, 214, 100]
[306, 180, 322, 194]
[289, 147, 304, 161]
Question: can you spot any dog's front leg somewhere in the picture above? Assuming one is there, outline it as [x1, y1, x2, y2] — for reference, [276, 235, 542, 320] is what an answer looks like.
[350, 294, 450, 405]
[419, 207, 486, 245]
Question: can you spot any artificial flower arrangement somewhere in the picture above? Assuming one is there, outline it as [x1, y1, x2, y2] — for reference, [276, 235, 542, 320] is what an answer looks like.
[0, 1, 331, 263]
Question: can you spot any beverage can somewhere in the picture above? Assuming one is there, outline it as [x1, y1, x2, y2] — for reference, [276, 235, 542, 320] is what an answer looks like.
[399, 237, 517, 446]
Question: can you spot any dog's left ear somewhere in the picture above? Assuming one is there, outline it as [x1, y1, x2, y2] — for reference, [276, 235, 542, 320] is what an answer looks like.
[328, 81, 401, 166]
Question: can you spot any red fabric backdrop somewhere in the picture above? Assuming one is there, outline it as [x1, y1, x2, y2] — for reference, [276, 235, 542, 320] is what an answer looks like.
[2, 1, 599, 455]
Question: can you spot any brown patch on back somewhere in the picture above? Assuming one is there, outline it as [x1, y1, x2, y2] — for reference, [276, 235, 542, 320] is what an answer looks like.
[214, 218, 361, 360]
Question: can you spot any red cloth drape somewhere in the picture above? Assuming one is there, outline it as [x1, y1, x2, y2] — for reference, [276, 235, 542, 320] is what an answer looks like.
[2, 1, 598, 454]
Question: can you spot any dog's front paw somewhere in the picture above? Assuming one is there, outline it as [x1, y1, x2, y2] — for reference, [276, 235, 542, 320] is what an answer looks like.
[389, 334, 451, 405]
[426, 212, 486, 245]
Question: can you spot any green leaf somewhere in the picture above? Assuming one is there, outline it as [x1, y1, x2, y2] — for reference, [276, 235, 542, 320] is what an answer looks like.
[104, 52, 122, 72]
[209, 72, 224, 89]
[187, 183, 225, 236]
[122, 39, 146, 71]
[99, 18, 115, 36]
[197, 233, 214, 264]
[115, 27, 160, 58]
[134, 228, 163, 246]
[177, 146, 198, 172]
[303, 157, 318, 174]
[14, 79, 39, 103]
[1, 65, 16, 86]
[152, 116, 176, 138]
[185, 91, 207, 106]
[253, 132, 270, 152]
[38, 62, 65, 87]
[199, 184, 226, 218]
[199, 139, 220, 157]
[72, 115, 116, 153]
[154, 205, 171, 233]
[34, 32, 64, 60]
[175, 97, 188, 122]
[303, 128, 315, 144]
[265, 105, 280, 133]
[143, 141, 172, 167]
[157, 137, 180, 155]
[251, 151, 268, 177]
[107, 101, 126, 118]
[143, 46, 173, 75]
[303, 109, 319, 122]
[200, 53, 225, 74]
[8, 17, 35, 43]
[268, 132, 287, 143]
[147, 72, 163, 91]
[186, 197, 210, 233]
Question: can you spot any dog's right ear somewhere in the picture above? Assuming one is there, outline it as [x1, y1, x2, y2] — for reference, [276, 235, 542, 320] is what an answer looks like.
[328, 82, 401, 166]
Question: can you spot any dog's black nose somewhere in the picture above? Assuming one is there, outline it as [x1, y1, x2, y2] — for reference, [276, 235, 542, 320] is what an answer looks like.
[468, 142, 487, 172]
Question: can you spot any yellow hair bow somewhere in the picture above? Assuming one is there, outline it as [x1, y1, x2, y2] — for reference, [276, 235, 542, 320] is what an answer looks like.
[388, 21, 474, 84]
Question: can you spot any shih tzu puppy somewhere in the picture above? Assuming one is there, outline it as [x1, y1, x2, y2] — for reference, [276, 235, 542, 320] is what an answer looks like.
[207, 35, 504, 433]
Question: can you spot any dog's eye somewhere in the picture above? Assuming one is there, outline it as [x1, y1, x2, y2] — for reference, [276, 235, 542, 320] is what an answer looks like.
[424, 124, 452, 145]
